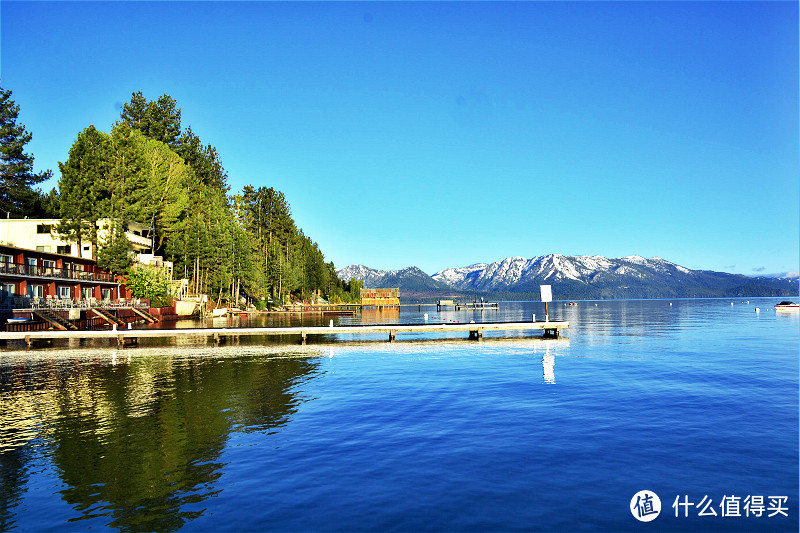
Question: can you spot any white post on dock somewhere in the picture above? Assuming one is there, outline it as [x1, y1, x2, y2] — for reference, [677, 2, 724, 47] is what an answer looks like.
[540, 285, 552, 323]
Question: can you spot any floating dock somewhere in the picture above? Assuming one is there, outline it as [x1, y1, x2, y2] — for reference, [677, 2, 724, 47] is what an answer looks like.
[0, 320, 569, 349]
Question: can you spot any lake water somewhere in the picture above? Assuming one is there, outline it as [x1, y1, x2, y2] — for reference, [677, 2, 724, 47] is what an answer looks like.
[1, 298, 797, 532]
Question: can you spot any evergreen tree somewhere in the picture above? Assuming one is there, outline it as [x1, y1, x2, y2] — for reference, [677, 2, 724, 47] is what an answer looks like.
[57, 125, 111, 252]
[28, 187, 61, 218]
[0, 87, 52, 216]
[96, 220, 130, 275]
[119, 91, 182, 148]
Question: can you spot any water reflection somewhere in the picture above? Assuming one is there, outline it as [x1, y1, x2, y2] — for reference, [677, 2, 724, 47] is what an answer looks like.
[0, 347, 323, 531]
[542, 343, 555, 384]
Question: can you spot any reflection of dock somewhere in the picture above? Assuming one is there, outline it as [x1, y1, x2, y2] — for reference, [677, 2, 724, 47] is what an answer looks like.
[1, 320, 569, 349]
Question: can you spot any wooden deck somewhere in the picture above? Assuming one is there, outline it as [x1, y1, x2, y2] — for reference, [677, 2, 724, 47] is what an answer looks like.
[0, 320, 569, 348]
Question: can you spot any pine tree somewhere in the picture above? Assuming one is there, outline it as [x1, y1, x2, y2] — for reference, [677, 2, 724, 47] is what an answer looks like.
[96, 219, 131, 275]
[119, 91, 182, 148]
[57, 125, 111, 252]
[0, 87, 52, 216]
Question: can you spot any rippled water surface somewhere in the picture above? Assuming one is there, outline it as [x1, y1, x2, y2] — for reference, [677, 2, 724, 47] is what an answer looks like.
[1, 298, 797, 531]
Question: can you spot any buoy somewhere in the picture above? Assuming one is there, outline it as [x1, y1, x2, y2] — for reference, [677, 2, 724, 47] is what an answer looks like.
[730, 302, 734, 306]
[669, 302, 673, 306]
[423, 313, 428, 320]
[755, 308, 760, 313]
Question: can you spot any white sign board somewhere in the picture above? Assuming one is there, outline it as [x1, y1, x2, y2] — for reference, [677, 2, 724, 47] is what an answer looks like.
[540, 285, 553, 303]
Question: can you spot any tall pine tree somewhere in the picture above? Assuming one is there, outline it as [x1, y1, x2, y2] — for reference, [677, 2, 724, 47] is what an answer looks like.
[0, 87, 52, 216]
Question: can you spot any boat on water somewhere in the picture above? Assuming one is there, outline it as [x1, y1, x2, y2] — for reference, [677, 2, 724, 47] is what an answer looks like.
[774, 301, 799, 311]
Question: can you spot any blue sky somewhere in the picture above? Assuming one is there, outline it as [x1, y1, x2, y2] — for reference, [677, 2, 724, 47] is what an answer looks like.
[2, 1, 798, 276]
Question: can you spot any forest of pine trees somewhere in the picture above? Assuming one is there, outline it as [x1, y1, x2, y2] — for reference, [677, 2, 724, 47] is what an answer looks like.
[2, 87, 361, 307]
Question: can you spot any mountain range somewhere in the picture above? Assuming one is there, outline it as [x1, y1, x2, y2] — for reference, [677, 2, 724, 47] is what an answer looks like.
[337, 254, 799, 300]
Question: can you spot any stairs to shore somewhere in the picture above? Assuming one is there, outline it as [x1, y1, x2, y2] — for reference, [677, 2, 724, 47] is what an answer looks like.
[32, 309, 78, 331]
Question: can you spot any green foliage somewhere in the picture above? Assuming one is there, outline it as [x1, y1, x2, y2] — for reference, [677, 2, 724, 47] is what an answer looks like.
[125, 264, 174, 306]
[0, 86, 53, 216]
[119, 91, 182, 148]
[96, 220, 131, 275]
[55, 90, 353, 306]
[57, 125, 110, 249]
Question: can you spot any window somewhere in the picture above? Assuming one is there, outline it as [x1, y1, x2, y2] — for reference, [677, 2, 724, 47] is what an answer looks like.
[101, 288, 111, 301]
[42, 260, 56, 269]
[56, 245, 71, 255]
[83, 246, 90, 251]
[36, 245, 51, 252]
[27, 285, 44, 298]
[26, 258, 37, 267]
[58, 286, 71, 299]
[1, 284, 14, 301]
[36, 224, 52, 234]
[0, 254, 11, 263]
[81, 287, 93, 300]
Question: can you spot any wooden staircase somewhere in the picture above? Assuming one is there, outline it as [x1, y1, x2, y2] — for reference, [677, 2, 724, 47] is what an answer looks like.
[32, 309, 78, 331]
[89, 306, 126, 326]
[130, 307, 158, 323]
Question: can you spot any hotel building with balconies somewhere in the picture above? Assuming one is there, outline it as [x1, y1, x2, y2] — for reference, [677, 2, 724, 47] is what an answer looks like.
[0, 218, 172, 308]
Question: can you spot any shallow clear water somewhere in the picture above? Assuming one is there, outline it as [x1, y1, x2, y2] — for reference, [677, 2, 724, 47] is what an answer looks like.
[1, 298, 797, 531]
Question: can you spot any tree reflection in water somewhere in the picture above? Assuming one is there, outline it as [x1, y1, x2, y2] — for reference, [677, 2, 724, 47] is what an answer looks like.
[0, 347, 323, 532]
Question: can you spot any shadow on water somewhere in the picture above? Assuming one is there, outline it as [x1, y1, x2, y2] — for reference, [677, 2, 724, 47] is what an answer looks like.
[0, 347, 324, 532]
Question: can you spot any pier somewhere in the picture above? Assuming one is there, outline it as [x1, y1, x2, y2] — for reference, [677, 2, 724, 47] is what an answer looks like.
[0, 320, 569, 349]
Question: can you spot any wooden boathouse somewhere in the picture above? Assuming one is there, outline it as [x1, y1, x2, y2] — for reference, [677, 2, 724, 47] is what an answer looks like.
[360, 288, 400, 308]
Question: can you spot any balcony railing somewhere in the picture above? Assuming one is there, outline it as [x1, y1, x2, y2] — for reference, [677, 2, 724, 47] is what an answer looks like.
[1, 296, 148, 311]
[125, 232, 153, 248]
[0, 262, 114, 283]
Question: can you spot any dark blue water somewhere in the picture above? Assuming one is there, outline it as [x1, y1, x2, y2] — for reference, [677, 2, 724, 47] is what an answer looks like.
[1, 298, 797, 531]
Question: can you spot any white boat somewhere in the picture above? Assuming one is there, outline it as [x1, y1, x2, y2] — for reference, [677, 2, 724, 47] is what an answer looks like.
[774, 301, 799, 311]
[7, 317, 30, 323]
[210, 308, 228, 317]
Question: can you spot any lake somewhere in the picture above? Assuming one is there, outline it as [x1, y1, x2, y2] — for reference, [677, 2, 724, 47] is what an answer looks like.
[0, 298, 797, 531]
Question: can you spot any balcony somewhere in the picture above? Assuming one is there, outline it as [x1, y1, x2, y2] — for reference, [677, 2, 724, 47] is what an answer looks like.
[125, 231, 153, 250]
[0, 262, 115, 283]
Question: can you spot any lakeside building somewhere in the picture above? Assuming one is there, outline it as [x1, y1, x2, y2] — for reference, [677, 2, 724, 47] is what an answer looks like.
[0, 243, 127, 305]
[0, 218, 173, 308]
[0, 218, 172, 274]
[360, 288, 400, 308]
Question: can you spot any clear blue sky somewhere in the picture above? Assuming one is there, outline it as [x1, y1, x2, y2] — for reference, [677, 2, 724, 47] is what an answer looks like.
[2, 1, 798, 276]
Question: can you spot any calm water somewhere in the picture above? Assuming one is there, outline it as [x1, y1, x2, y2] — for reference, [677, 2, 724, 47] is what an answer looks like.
[1, 298, 797, 532]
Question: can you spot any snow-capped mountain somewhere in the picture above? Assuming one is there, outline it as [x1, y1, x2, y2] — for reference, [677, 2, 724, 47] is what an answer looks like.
[337, 265, 453, 294]
[431, 254, 694, 292]
[338, 254, 798, 299]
